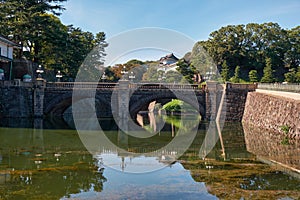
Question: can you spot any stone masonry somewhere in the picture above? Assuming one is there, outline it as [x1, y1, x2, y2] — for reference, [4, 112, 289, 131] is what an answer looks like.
[243, 92, 300, 140]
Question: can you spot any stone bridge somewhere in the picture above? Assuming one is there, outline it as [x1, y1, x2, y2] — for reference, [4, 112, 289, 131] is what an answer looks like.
[0, 80, 257, 121]
[43, 81, 206, 119]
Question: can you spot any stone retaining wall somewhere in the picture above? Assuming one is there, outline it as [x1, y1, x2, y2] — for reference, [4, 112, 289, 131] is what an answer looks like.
[205, 83, 256, 121]
[224, 87, 249, 121]
[0, 86, 33, 117]
[243, 92, 300, 140]
[243, 123, 300, 173]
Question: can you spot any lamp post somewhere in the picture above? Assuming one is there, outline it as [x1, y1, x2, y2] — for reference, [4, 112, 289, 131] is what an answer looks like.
[101, 72, 107, 82]
[158, 75, 162, 82]
[128, 71, 135, 82]
[204, 66, 214, 81]
[0, 69, 4, 80]
[162, 71, 166, 82]
[56, 70, 63, 82]
[36, 65, 44, 80]
[121, 66, 128, 80]
[158, 67, 166, 82]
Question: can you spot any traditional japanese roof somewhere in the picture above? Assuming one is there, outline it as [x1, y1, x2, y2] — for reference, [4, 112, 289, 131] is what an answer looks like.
[159, 53, 179, 62]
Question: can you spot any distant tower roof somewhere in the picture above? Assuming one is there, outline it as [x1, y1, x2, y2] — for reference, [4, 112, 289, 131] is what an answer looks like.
[159, 53, 179, 62]
[159, 53, 179, 66]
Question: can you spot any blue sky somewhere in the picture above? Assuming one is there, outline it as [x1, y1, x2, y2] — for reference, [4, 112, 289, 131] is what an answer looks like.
[59, 0, 300, 63]
[60, 0, 299, 40]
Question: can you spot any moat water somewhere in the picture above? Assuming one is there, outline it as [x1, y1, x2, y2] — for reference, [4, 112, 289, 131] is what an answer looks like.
[0, 115, 299, 199]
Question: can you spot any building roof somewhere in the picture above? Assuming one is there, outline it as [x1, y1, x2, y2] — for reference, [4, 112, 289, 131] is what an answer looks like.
[0, 55, 12, 62]
[159, 53, 179, 62]
[0, 34, 20, 47]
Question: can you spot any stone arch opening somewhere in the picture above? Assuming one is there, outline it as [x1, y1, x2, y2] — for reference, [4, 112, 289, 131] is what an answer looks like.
[44, 94, 112, 118]
[0, 103, 3, 117]
[129, 93, 205, 120]
[44, 93, 73, 117]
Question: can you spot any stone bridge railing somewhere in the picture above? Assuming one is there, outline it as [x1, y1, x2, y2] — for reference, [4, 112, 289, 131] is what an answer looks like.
[45, 82, 202, 91]
[257, 83, 300, 93]
[226, 82, 257, 90]
[46, 82, 118, 89]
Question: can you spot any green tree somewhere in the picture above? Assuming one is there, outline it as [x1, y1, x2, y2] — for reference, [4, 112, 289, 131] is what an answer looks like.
[38, 14, 68, 74]
[176, 59, 195, 83]
[200, 22, 290, 82]
[0, 0, 67, 60]
[165, 70, 182, 83]
[261, 58, 274, 83]
[124, 59, 146, 82]
[230, 66, 241, 83]
[142, 62, 160, 82]
[297, 67, 300, 83]
[221, 61, 230, 82]
[248, 70, 258, 83]
[77, 31, 108, 81]
[284, 69, 297, 83]
[0, 0, 108, 81]
[190, 41, 215, 76]
[284, 26, 300, 69]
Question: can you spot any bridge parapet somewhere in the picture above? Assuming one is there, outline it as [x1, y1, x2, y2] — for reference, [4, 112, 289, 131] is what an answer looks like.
[226, 82, 257, 91]
[46, 82, 203, 91]
[46, 82, 118, 89]
[132, 83, 202, 91]
[45, 82, 205, 95]
[257, 83, 300, 93]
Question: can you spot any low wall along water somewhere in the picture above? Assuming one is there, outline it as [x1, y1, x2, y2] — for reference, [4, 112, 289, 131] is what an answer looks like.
[243, 92, 300, 140]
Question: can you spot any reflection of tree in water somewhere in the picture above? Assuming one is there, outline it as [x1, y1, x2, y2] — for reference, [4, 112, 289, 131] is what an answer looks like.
[141, 112, 200, 134]
[0, 156, 106, 199]
[162, 115, 200, 132]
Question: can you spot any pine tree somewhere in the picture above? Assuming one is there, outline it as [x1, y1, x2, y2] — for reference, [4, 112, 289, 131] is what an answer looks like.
[261, 58, 274, 83]
[221, 61, 230, 82]
[230, 66, 241, 83]
[284, 68, 297, 83]
[248, 70, 258, 82]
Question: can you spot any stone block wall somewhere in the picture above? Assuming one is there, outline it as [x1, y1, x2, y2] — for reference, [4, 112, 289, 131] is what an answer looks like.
[243, 92, 300, 140]
[205, 83, 256, 121]
[0, 86, 33, 117]
[224, 88, 249, 121]
[243, 123, 300, 173]
[205, 83, 223, 120]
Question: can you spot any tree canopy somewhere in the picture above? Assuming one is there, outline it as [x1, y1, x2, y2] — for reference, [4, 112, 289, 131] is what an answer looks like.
[192, 23, 300, 83]
[1, 1, 299, 84]
[0, 0, 107, 81]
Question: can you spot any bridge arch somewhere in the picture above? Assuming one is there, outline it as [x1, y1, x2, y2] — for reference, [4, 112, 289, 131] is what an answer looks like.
[44, 92, 112, 117]
[0, 103, 3, 117]
[44, 92, 73, 116]
[129, 92, 205, 119]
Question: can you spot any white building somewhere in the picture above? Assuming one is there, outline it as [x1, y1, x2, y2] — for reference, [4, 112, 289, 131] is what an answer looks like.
[0, 35, 17, 61]
[157, 53, 179, 72]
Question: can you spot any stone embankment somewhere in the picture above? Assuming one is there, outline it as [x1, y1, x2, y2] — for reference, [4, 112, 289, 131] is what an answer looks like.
[243, 90, 300, 140]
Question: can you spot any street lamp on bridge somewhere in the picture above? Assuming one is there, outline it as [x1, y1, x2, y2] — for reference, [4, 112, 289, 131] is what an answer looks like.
[101, 71, 107, 82]
[128, 71, 135, 82]
[121, 66, 128, 80]
[56, 70, 63, 82]
[36, 65, 44, 80]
